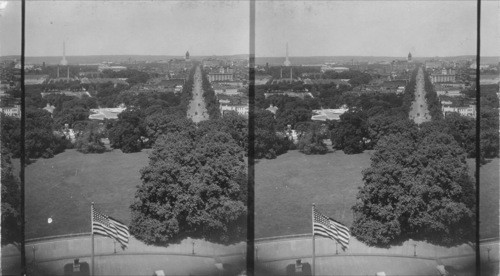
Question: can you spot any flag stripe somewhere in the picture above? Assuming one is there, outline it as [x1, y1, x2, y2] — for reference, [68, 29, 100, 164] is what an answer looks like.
[92, 206, 130, 248]
[313, 208, 350, 249]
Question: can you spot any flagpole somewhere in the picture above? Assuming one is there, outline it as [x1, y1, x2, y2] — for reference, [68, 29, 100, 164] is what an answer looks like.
[91, 202, 95, 276]
[312, 203, 315, 276]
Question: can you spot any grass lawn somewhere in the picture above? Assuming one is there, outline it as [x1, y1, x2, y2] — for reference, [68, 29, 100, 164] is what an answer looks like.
[20, 147, 498, 241]
[254, 150, 373, 238]
[24, 149, 151, 239]
[477, 158, 499, 239]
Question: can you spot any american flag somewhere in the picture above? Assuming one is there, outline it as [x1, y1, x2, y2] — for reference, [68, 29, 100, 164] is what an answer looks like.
[92, 206, 129, 248]
[313, 208, 350, 250]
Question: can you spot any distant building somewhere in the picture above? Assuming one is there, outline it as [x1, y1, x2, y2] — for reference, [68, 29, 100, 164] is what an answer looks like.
[407, 52, 412, 62]
[203, 58, 222, 68]
[41, 91, 92, 99]
[442, 104, 476, 118]
[89, 106, 126, 120]
[430, 69, 456, 83]
[185, 51, 190, 61]
[0, 104, 21, 118]
[264, 91, 313, 99]
[220, 104, 248, 117]
[213, 83, 240, 96]
[425, 60, 443, 69]
[98, 64, 127, 72]
[311, 106, 348, 121]
[24, 74, 49, 85]
[208, 73, 233, 82]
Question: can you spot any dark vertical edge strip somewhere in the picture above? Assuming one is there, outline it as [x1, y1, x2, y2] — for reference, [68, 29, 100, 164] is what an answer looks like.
[247, 0, 256, 275]
[20, 0, 26, 274]
[475, 0, 481, 274]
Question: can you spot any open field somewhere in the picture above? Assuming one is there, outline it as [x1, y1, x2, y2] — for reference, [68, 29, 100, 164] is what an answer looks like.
[23, 149, 150, 239]
[479, 158, 500, 239]
[254, 150, 373, 238]
[255, 150, 498, 240]
[19, 147, 497, 241]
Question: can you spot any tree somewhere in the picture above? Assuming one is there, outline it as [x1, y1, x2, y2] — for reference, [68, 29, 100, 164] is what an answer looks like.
[254, 109, 289, 159]
[297, 123, 328, 155]
[366, 115, 418, 149]
[351, 132, 475, 247]
[197, 111, 248, 152]
[75, 121, 106, 153]
[1, 114, 21, 158]
[144, 112, 196, 145]
[25, 108, 67, 159]
[130, 130, 247, 245]
[108, 108, 147, 153]
[1, 148, 22, 246]
[331, 109, 368, 154]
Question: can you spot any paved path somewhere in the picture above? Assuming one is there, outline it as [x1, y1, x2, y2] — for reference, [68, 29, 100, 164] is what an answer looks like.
[409, 67, 431, 124]
[187, 65, 209, 123]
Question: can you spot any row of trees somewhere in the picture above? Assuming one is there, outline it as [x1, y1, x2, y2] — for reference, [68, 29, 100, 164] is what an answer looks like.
[200, 67, 220, 119]
[423, 69, 443, 120]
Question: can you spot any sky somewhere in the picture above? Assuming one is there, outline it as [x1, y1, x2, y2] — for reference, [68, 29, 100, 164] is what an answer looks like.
[256, 1, 499, 57]
[1, 0, 250, 57]
[0, 1, 499, 58]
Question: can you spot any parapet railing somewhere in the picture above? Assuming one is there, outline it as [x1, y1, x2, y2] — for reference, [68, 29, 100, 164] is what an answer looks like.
[5, 233, 495, 264]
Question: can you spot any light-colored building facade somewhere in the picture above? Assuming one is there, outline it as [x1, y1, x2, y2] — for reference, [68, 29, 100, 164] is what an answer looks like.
[0, 105, 21, 118]
[442, 104, 476, 118]
[220, 104, 248, 117]
[208, 73, 234, 82]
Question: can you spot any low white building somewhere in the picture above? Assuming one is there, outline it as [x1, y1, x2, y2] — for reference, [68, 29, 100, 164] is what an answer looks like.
[442, 104, 476, 118]
[311, 106, 348, 121]
[220, 104, 248, 117]
[89, 105, 126, 120]
[0, 105, 21, 118]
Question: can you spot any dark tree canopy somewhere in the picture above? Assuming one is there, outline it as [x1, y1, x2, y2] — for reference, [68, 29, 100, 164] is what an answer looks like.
[297, 122, 328, 155]
[1, 114, 21, 158]
[25, 108, 67, 159]
[130, 130, 247, 245]
[254, 109, 290, 159]
[108, 108, 147, 153]
[75, 121, 106, 154]
[351, 132, 475, 247]
[1, 148, 22, 246]
[331, 109, 368, 154]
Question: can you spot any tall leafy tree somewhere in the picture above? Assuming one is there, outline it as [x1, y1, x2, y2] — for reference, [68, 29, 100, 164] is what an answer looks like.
[352, 132, 475, 247]
[331, 109, 368, 154]
[108, 108, 147, 153]
[254, 109, 289, 159]
[75, 121, 106, 153]
[1, 148, 21, 246]
[297, 122, 328, 155]
[130, 130, 247, 245]
[25, 108, 67, 159]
